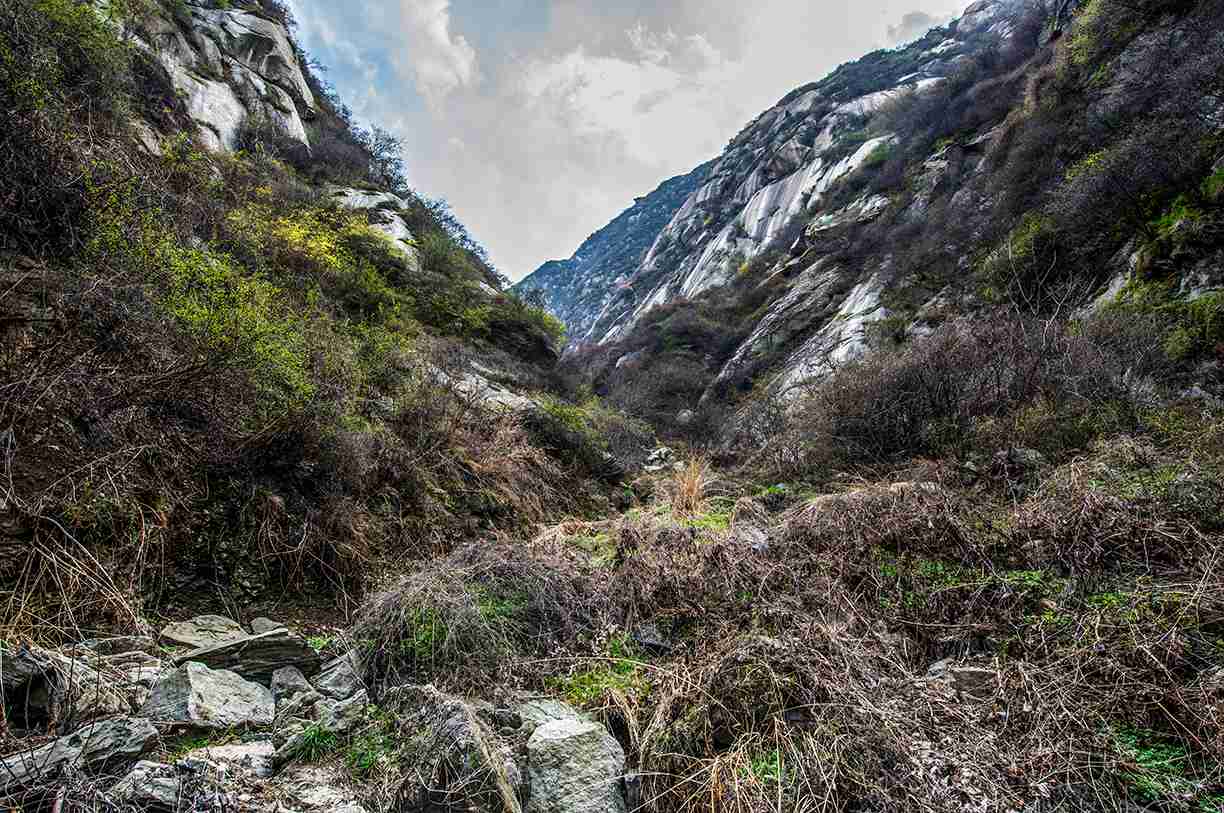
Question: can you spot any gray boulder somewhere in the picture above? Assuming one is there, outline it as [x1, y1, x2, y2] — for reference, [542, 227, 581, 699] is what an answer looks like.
[311, 652, 363, 700]
[172, 628, 322, 685]
[250, 617, 286, 634]
[526, 718, 626, 813]
[0, 717, 157, 796]
[141, 662, 273, 730]
[109, 760, 184, 811]
[160, 615, 247, 649]
[271, 666, 314, 705]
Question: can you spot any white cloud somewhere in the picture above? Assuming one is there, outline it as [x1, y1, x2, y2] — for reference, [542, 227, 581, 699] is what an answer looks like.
[395, 0, 479, 106]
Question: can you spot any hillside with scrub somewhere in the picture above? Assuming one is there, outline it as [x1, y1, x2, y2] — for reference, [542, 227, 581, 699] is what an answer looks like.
[2, 0, 1224, 812]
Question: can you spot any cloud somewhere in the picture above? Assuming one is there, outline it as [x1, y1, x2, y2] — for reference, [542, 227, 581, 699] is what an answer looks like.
[887, 11, 941, 44]
[395, 0, 479, 105]
[289, 0, 976, 280]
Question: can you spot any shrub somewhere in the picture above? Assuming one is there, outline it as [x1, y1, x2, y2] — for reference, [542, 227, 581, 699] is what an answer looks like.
[760, 312, 1165, 472]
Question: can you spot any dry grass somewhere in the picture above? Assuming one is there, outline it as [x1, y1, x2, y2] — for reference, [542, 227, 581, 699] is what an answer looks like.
[669, 457, 715, 519]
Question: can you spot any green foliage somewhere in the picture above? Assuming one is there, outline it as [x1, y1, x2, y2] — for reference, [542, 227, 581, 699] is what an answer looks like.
[550, 634, 649, 707]
[1111, 727, 1222, 809]
[298, 724, 342, 763]
[1111, 279, 1224, 362]
[344, 718, 397, 779]
[3, 0, 134, 113]
[863, 140, 896, 169]
[745, 749, 786, 785]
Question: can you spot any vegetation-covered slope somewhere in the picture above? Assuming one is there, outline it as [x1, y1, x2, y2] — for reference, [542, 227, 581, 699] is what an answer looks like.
[0, 0, 643, 636]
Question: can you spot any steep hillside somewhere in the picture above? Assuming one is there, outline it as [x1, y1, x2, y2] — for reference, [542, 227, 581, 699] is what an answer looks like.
[0, 0, 647, 636]
[514, 162, 712, 344]
[564, 0, 1224, 438]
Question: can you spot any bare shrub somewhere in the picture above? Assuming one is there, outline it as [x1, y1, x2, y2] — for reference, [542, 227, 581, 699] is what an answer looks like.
[757, 311, 1166, 476]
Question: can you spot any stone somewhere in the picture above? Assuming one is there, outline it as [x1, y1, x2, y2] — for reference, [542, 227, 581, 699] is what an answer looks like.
[109, 760, 185, 810]
[0, 717, 157, 796]
[250, 617, 286, 634]
[187, 741, 275, 780]
[160, 615, 247, 649]
[172, 628, 322, 685]
[311, 652, 363, 700]
[271, 666, 314, 704]
[676, 409, 697, 426]
[526, 718, 627, 813]
[1, 642, 131, 733]
[141, 662, 273, 730]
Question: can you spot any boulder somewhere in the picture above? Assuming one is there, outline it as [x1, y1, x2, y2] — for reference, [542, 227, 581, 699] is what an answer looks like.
[141, 662, 273, 730]
[271, 666, 314, 705]
[172, 628, 322, 685]
[109, 760, 184, 811]
[160, 615, 247, 649]
[1, 642, 130, 733]
[311, 652, 363, 700]
[250, 617, 286, 634]
[526, 718, 627, 813]
[0, 717, 157, 796]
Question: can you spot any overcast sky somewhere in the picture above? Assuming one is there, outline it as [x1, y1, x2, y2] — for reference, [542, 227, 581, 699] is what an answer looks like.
[287, 0, 971, 281]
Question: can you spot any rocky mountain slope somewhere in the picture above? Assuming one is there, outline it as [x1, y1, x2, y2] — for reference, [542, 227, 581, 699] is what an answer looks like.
[514, 162, 712, 344]
[4, 1, 1224, 812]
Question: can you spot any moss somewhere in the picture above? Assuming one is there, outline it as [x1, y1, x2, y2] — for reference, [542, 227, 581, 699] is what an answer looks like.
[549, 634, 650, 707]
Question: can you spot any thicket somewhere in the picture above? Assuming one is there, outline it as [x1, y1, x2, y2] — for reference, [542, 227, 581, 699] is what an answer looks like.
[0, 0, 606, 640]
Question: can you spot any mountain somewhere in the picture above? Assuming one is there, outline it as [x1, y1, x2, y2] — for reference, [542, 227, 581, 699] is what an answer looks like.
[514, 162, 713, 344]
[557, 0, 1224, 433]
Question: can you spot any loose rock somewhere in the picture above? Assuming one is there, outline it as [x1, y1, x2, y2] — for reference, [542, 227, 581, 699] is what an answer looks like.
[0, 717, 157, 796]
[160, 615, 248, 649]
[141, 662, 273, 730]
[526, 718, 627, 813]
[173, 628, 322, 685]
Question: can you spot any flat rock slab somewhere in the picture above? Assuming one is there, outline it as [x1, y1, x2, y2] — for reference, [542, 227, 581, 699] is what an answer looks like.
[173, 629, 322, 685]
[526, 718, 626, 813]
[142, 662, 273, 730]
[0, 717, 157, 795]
[161, 615, 248, 649]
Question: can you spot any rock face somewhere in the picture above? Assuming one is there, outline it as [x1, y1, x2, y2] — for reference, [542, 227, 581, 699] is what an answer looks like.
[514, 162, 714, 344]
[132, 1, 316, 152]
[0, 717, 157, 796]
[141, 662, 274, 730]
[526, 718, 627, 813]
[172, 628, 322, 685]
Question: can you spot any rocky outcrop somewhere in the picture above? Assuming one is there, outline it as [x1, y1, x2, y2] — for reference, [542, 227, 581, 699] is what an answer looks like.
[1, 643, 133, 734]
[132, 1, 317, 152]
[514, 162, 713, 344]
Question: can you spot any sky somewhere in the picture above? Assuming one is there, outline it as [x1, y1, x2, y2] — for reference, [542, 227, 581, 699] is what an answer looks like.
[286, 0, 972, 281]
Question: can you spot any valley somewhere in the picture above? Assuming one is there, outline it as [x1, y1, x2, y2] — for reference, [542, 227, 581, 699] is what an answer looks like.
[2, 0, 1224, 811]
